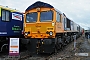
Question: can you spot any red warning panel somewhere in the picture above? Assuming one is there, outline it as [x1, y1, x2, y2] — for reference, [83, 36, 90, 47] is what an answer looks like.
[9, 38, 19, 56]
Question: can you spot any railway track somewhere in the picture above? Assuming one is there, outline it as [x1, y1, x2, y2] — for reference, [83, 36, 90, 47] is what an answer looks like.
[0, 45, 65, 60]
[0, 44, 75, 60]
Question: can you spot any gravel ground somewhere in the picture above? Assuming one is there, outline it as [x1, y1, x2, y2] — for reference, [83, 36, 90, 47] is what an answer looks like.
[48, 34, 90, 60]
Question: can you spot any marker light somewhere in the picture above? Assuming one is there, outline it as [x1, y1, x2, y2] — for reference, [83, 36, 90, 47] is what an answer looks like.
[25, 32, 28, 35]
[36, 8, 40, 12]
[49, 31, 53, 36]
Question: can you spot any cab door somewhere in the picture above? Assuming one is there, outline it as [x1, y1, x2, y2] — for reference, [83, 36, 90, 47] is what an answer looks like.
[55, 12, 63, 33]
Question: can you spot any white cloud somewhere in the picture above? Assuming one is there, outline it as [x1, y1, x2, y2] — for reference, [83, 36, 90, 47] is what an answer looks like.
[79, 23, 90, 30]
[0, 0, 90, 30]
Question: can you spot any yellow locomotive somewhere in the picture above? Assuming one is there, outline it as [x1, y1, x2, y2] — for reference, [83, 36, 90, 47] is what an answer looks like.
[23, 1, 83, 54]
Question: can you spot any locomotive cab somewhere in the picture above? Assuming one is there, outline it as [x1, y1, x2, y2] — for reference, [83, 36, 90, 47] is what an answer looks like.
[24, 8, 56, 38]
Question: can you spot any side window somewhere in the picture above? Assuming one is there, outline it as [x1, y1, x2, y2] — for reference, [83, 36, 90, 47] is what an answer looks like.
[56, 12, 60, 22]
[6, 11, 9, 21]
[2, 9, 10, 21]
[2, 10, 5, 21]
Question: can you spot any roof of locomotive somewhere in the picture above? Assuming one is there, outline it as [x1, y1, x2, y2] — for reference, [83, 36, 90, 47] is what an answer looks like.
[25, 1, 62, 14]
[26, 1, 53, 11]
[0, 5, 21, 12]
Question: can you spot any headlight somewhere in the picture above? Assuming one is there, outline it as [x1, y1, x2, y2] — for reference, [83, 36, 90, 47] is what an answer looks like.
[49, 31, 53, 36]
[25, 32, 28, 35]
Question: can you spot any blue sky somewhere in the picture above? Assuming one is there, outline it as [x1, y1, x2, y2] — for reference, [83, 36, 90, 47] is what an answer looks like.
[0, 0, 90, 30]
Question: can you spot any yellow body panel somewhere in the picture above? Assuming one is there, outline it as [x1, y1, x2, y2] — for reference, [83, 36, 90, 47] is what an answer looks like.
[55, 22, 64, 33]
[25, 22, 55, 38]
[24, 8, 56, 38]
